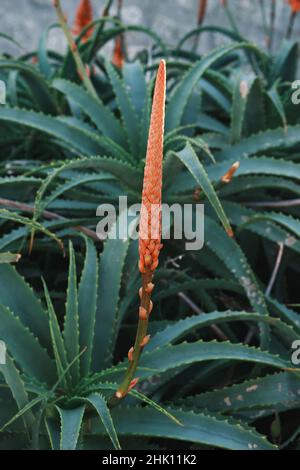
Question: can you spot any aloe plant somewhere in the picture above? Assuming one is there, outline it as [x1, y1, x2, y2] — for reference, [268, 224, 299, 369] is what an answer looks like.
[1, 234, 299, 450]
[0, 1, 300, 451]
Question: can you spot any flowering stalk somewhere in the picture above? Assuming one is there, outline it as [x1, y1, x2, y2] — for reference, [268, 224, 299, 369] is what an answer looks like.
[258, 0, 269, 48]
[193, 0, 207, 50]
[112, 35, 125, 69]
[286, 0, 300, 38]
[112, 1, 125, 69]
[269, 0, 276, 51]
[220, 0, 239, 34]
[52, 0, 97, 98]
[84, 0, 114, 62]
[102, 0, 114, 17]
[197, 0, 207, 25]
[112, 60, 166, 403]
[72, 0, 94, 42]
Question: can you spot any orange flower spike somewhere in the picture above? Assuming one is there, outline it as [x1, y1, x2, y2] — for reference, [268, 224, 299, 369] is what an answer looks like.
[288, 0, 300, 13]
[197, 0, 207, 25]
[72, 0, 94, 42]
[139, 60, 166, 274]
[221, 161, 240, 184]
[112, 35, 125, 69]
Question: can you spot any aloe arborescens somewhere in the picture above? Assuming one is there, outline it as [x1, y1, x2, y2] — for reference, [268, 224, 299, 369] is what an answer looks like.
[115, 59, 166, 401]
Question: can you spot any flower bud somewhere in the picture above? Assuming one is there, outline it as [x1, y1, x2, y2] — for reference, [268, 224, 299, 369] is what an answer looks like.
[139, 306, 148, 320]
[128, 346, 134, 362]
[140, 335, 151, 347]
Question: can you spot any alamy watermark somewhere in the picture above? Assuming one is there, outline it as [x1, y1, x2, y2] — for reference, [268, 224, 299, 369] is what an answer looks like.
[96, 197, 204, 250]
[0, 80, 6, 105]
[291, 340, 300, 365]
[291, 80, 300, 104]
[0, 341, 6, 365]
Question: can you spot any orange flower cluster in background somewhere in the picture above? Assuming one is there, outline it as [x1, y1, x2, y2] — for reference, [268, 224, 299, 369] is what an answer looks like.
[288, 0, 300, 13]
[72, 0, 94, 42]
[112, 36, 125, 69]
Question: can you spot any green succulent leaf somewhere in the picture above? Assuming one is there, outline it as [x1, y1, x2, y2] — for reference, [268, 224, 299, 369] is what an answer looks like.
[0, 303, 56, 385]
[105, 60, 140, 158]
[137, 341, 294, 380]
[63, 242, 80, 383]
[92, 233, 130, 371]
[78, 237, 98, 377]
[173, 143, 232, 235]
[85, 393, 121, 450]
[0, 354, 35, 433]
[91, 406, 276, 450]
[180, 371, 300, 414]
[166, 42, 265, 132]
[56, 405, 85, 451]
[0, 60, 57, 114]
[0, 264, 51, 351]
[52, 79, 127, 147]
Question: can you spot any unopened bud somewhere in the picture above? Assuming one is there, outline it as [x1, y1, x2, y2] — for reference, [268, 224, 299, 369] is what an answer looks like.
[150, 259, 159, 271]
[138, 260, 146, 273]
[85, 64, 91, 78]
[193, 187, 201, 201]
[221, 161, 240, 184]
[139, 306, 148, 320]
[144, 254, 152, 266]
[226, 228, 234, 238]
[128, 346, 134, 362]
[140, 335, 151, 347]
[128, 378, 139, 391]
[145, 282, 154, 294]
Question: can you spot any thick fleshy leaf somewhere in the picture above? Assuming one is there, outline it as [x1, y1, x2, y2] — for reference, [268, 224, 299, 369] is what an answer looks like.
[90, 406, 276, 450]
[85, 393, 121, 450]
[56, 405, 85, 450]
[0, 303, 56, 384]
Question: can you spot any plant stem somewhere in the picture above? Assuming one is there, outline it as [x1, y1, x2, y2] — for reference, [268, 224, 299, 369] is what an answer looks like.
[109, 270, 153, 407]
[269, 0, 276, 52]
[53, 0, 98, 99]
[222, 1, 239, 34]
[286, 11, 296, 39]
[177, 291, 228, 341]
[245, 241, 284, 344]
[265, 242, 284, 297]
[193, 0, 207, 52]
[0, 197, 98, 241]
[85, 0, 115, 61]
[258, 0, 269, 48]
